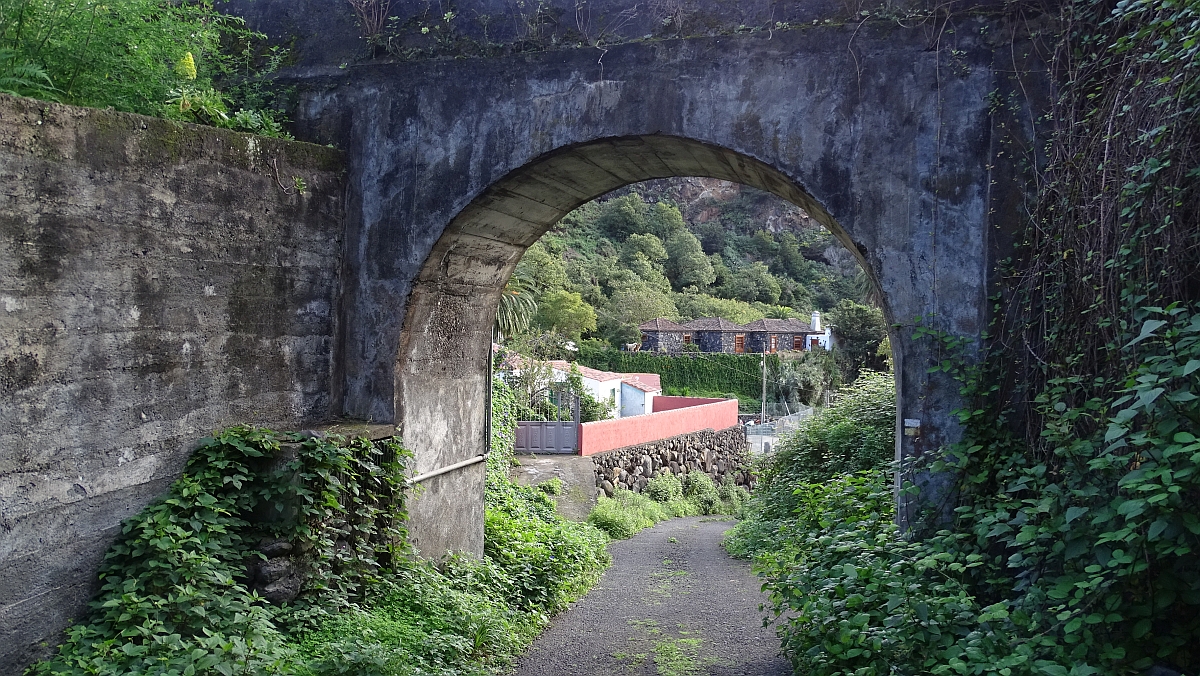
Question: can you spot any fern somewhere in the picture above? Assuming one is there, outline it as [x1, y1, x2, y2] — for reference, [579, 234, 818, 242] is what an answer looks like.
[0, 50, 56, 99]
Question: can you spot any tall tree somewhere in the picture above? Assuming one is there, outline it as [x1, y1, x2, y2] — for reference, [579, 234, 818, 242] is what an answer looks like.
[664, 230, 716, 290]
[721, 262, 781, 304]
[645, 202, 685, 240]
[829, 299, 889, 381]
[596, 193, 649, 239]
[535, 290, 597, 341]
[495, 278, 537, 340]
[514, 241, 569, 294]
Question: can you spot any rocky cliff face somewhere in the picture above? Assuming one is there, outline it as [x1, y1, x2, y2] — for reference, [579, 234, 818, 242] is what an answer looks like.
[614, 176, 864, 278]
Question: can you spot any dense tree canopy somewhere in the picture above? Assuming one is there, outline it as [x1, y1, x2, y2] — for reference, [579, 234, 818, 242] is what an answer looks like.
[500, 183, 869, 361]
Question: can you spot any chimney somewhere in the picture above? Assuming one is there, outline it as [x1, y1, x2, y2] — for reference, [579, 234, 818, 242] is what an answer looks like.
[811, 311, 821, 332]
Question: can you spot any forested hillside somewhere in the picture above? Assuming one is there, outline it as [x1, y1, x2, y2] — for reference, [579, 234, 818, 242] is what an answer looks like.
[500, 177, 882, 356]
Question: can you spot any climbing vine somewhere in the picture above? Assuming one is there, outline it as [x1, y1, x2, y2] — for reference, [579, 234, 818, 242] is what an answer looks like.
[30, 427, 411, 676]
[30, 417, 610, 676]
[731, 0, 1200, 672]
[906, 0, 1200, 669]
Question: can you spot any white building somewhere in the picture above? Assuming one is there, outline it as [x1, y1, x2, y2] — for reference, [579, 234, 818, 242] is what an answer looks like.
[806, 311, 834, 351]
[619, 373, 662, 417]
[547, 361, 663, 419]
[547, 361, 625, 419]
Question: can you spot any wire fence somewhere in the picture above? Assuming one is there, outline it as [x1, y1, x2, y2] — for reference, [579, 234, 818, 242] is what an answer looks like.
[745, 406, 814, 455]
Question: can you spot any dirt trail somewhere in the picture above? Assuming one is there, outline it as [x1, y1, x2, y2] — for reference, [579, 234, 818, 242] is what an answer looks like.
[514, 516, 791, 676]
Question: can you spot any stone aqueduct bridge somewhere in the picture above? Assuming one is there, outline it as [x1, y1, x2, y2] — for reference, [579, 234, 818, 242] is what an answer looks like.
[284, 17, 1033, 553]
[0, 2, 1039, 668]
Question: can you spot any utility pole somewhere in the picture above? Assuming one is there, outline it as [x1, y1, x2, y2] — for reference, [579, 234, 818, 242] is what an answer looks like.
[760, 352, 767, 422]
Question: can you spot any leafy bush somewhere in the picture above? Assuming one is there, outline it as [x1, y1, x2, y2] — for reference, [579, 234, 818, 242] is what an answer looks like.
[765, 371, 894, 491]
[726, 371, 896, 558]
[484, 510, 609, 613]
[588, 489, 672, 538]
[682, 472, 721, 515]
[717, 482, 751, 516]
[645, 473, 684, 502]
[663, 497, 702, 518]
[591, 474, 745, 539]
[754, 472, 1018, 676]
[536, 477, 564, 495]
[295, 556, 530, 676]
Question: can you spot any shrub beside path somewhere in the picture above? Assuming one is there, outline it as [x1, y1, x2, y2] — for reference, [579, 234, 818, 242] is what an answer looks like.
[514, 516, 790, 676]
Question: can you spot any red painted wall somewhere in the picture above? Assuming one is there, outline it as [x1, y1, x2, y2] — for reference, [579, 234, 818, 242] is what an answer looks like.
[651, 396, 727, 413]
[579, 398, 739, 456]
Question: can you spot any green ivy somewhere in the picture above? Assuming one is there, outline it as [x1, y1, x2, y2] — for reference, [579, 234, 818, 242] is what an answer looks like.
[30, 427, 410, 676]
[31, 404, 613, 676]
[578, 348, 780, 401]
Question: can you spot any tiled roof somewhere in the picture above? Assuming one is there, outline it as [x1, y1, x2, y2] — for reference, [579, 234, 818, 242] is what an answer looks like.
[783, 318, 816, 333]
[621, 373, 662, 393]
[741, 318, 799, 332]
[638, 318, 688, 332]
[683, 317, 747, 332]
[548, 360, 626, 383]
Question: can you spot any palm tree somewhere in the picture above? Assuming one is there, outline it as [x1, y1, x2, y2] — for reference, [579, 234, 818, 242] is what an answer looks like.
[495, 277, 537, 341]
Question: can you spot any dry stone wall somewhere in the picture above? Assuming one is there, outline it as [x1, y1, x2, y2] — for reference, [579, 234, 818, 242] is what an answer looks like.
[0, 94, 345, 672]
[591, 426, 751, 497]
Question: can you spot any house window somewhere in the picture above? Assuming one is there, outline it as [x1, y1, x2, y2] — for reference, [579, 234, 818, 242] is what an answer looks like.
[734, 334, 745, 353]
[641, 333, 648, 343]
[683, 334, 692, 344]
[793, 335, 803, 350]
[769, 335, 778, 353]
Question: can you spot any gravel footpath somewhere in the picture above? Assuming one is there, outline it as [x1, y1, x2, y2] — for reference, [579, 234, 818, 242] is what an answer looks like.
[513, 516, 791, 676]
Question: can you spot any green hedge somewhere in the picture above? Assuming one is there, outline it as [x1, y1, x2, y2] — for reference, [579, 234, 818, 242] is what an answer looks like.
[578, 348, 780, 400]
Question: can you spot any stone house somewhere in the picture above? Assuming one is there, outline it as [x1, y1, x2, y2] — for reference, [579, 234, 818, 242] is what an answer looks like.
[638, 318, 688, 352]
[638, 312, 835, 354]
[742, 318, 803, 353]
[683, 317, 749, 353]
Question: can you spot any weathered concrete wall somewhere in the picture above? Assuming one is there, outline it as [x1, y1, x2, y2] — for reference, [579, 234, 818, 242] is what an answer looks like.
[226, 0, 1028, 69]
[0, 94, 345, 671]
[591, 426, 752, 497]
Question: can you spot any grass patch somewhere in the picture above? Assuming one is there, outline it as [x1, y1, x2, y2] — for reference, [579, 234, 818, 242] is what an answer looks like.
[588, 474, 751, 540]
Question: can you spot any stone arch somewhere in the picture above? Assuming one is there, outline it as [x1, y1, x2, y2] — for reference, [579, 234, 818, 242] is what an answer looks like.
[397, 135, 887, 555]
[283, 25, 1011, 555]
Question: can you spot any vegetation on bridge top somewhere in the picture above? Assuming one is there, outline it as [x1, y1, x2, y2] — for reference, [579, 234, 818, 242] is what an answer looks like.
[1, 0, 292, 137]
